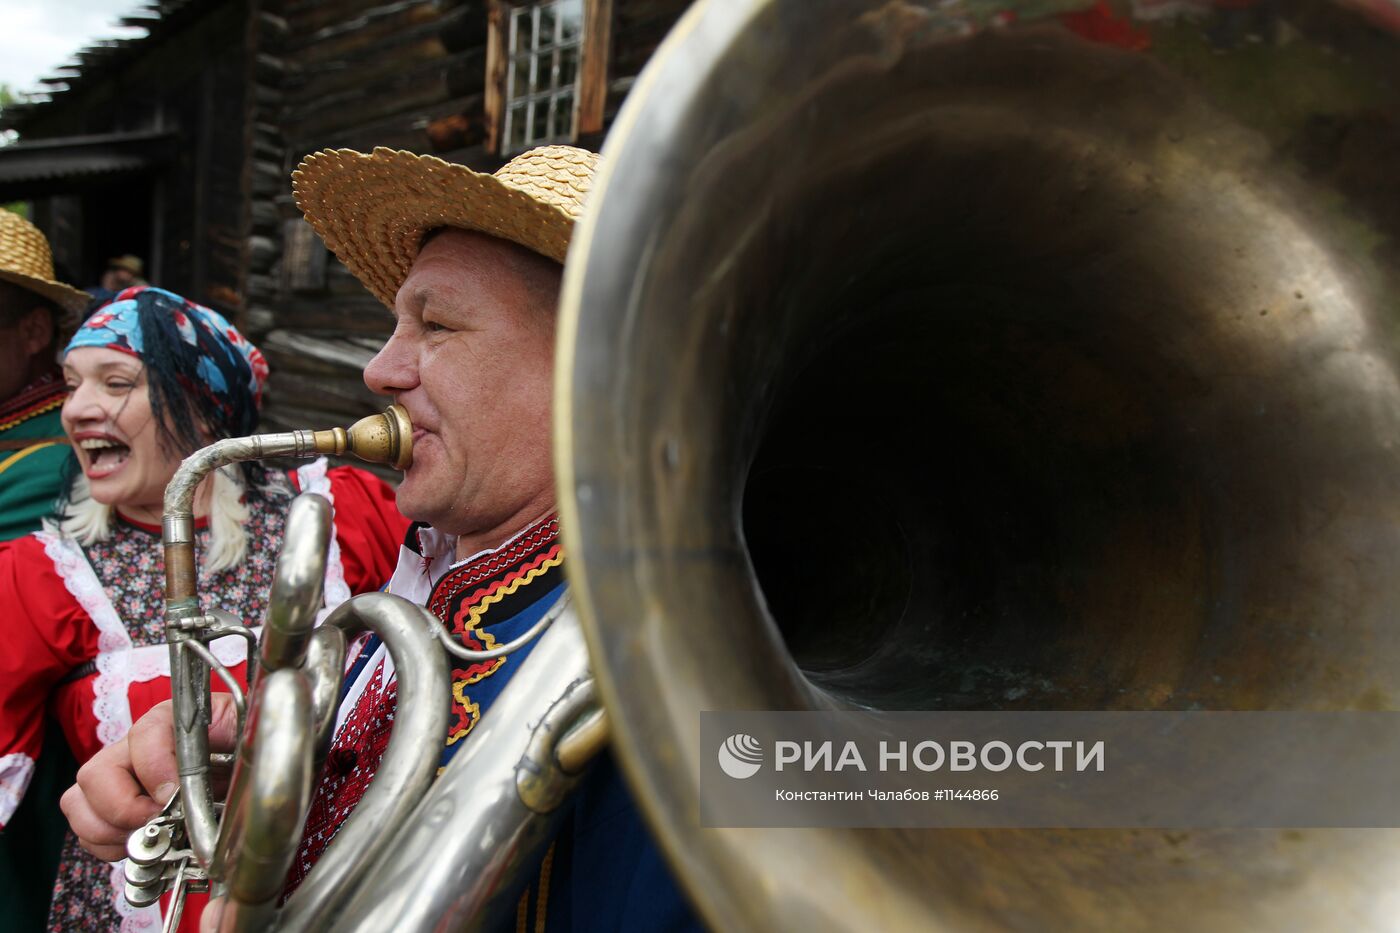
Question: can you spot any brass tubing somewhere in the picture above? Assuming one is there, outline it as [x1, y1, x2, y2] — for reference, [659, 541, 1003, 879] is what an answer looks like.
[164, 547, 196, 603]
[555, 0, 1400, 928]
[555, 709, 609, 775]
[259, 495, 333, 674]
[272, 593, 450, 933]
[160, 405, 412, 869]
[217, 669, 316, 933]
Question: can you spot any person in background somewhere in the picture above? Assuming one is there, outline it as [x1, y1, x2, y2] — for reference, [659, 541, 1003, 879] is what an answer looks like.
[0, 209, 91, 933]
[0, 285, 410, 931]
[0, 210, 88, 539]
[101, 255, 147, 294]
[86, 254, 148, 304]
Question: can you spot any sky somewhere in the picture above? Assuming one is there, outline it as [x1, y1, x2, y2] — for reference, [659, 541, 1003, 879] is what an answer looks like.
[0, 0, 147, 97]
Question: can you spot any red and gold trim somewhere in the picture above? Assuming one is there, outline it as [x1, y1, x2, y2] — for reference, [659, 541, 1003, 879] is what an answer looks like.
[0, 372, 65, 433]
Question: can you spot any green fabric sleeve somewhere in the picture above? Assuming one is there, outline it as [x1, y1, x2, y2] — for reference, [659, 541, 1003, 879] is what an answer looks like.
[0, 443, 71, 541]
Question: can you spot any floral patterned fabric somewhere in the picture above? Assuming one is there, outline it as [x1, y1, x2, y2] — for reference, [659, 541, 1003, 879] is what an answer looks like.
[89, 474, 294, 647]
[46, 831, 119, 931]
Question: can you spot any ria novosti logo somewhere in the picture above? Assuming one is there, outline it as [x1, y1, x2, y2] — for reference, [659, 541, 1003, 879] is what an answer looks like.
[718, 733, 764, 779]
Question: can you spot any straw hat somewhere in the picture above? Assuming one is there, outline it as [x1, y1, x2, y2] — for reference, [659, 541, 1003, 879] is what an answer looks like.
[0, 211, 90, 321]
[292, 145, 600, 309]
[106, 254, 144, 276]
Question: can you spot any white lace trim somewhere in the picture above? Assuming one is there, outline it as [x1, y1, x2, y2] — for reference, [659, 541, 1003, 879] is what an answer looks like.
[0, 752, 35, 825]
[296, 458, 353, 611]
[35, 533, 160, 929]
[37, 531, 134, 748]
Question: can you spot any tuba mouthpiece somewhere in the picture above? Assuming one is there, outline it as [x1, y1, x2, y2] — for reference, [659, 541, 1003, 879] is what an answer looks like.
[311, 404, 413, 470]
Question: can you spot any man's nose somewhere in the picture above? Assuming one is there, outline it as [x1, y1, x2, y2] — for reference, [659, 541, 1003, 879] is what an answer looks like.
[363, 333, 418, 397]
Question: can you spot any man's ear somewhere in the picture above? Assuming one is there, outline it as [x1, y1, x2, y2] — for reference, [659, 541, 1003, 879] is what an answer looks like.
[19, 305, 55, 357]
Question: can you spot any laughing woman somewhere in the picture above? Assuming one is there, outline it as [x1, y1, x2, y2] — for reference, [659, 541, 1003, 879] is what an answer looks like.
[0, 286, 409, 931]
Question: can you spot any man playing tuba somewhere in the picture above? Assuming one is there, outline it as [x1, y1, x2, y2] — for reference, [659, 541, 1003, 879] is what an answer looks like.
[60, 146, 702, 933]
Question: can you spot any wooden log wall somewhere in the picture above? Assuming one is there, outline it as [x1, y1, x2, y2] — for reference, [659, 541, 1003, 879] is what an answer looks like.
[19, 0, 250, 312]
[242, 0, 290, 338]
[253, 0, 464, 433]
[162, 4, 249, 316]
[253, 0, 693, 437]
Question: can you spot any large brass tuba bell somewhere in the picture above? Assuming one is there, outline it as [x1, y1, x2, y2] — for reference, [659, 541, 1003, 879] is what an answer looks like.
[556, 0, 1400, 929]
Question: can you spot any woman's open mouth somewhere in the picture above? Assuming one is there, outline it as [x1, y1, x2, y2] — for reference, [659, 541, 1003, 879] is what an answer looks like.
[78, 437, 132, 479]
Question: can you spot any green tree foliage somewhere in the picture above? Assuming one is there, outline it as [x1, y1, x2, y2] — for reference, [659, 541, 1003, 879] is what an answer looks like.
[0, 83, 28, 217]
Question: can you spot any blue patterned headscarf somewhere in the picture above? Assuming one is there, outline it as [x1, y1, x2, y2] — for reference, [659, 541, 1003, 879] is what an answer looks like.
[65, 285, 269, 440]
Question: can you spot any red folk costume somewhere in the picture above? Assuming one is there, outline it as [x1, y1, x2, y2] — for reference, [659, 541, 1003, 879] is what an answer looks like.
[0, 459, 407, 931]
[0, 286, 409, 932]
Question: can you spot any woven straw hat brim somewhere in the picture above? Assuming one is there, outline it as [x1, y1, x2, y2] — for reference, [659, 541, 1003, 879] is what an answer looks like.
[0, 268, 89, 320]
[293, 148, 580, 309]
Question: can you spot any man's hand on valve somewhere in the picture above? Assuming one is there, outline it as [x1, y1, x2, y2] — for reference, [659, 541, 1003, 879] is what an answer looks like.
[59, 694, 241, 861]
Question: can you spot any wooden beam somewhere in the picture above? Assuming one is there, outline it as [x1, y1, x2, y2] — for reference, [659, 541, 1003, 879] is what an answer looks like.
[577, 0, 614, 137]
[483, 0, 507, 155]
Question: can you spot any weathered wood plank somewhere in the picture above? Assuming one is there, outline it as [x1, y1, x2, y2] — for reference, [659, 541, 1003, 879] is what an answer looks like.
[283, 0, 441, 59]
[274, 296, 394, 335]
[286, 92, 484, 155]
[577, 0, 614, 136]
[440, 0, 486, 51]
[290, 84, 449, 146]
[483, 0, 506, 155]
[284, 0, 379, 23]
[252, 200, 280, 228]
[261, 328, 383, 372]
[291, 36, 453, 101]
[284, 0, 416, 38]
[248, 235, 278, 271]
[285, 39, 476, 121]
[262, 370, 383, 417]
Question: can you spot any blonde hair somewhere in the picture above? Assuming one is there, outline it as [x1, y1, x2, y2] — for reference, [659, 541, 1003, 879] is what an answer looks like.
[48, 466, 252, 574]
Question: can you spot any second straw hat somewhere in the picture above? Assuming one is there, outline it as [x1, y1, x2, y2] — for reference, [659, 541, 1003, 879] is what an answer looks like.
[292, 145, 600, 309]
[0, 211, 90, 322]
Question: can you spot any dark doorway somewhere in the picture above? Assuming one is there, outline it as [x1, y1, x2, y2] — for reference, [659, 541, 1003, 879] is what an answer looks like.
[80, 178, 155, 290]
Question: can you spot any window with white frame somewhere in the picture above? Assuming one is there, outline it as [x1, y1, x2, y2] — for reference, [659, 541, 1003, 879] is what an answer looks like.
[501, 0, 585, 155]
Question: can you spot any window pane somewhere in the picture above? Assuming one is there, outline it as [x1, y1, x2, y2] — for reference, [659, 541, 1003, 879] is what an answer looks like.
[502, 1, 587, 150]
[555, 90, 575, 138]
[557, 0, 583, 42]
[528, 98, 548, 141]
[536, 4, 553, 51]
[541, 94, 555, 140]
[507, 103, 528, 150]
[545, 48, 561, 91]
[556, 45, 578, 89]
[512, 54, 532, 99]
[511, 9, 532, 57]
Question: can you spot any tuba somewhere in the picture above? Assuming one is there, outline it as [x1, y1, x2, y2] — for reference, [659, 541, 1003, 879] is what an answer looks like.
[124, 407, 459, 931]
[543, 0, 1400, 928]
[136, 0, 1400, 928]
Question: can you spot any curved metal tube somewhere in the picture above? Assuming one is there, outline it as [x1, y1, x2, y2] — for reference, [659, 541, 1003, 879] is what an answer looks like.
[271, 592, 451, 933]
[305, 626, 348, 770]
[214, 669, 316, 933]
[330, 602, 605, 933]
[428, 590, 572, 662]
[208, 494, 331, 891]
[162, 406, 411, 868]
[259, 495, 333, 674]
[553, 0, 1400, 929]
